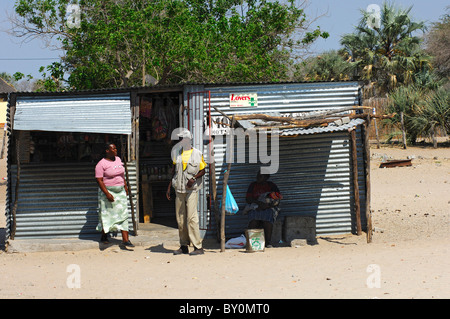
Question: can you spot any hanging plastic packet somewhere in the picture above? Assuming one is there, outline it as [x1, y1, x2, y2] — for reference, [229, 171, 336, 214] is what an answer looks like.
[219, 185, 239, 215]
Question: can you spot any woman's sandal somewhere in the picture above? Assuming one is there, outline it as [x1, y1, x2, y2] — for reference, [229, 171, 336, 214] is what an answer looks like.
[100, 234, 110, 244]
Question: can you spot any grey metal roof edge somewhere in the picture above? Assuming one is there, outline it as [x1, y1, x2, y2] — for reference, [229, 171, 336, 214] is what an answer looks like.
[201, 79, 362, 88]
[8, 80, 364, 97]
[9, 86, 135, 98]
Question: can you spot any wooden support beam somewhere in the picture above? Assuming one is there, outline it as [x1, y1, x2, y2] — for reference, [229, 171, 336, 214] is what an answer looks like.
[350, 129, 362, 236]
[362, 117, 373, 243]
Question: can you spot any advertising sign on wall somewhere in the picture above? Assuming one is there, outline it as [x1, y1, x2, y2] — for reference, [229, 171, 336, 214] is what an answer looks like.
[229, 93, 258, 108]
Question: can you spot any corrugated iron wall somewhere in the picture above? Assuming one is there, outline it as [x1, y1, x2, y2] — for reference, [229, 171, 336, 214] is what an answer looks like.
[206, 81, 361, 114]
[196, 81, 366, 238]
[4, 96, 12, 240]
[8, 162, 137, 239]
[184, 87, 209, 232]
[207, 131, 367, 238]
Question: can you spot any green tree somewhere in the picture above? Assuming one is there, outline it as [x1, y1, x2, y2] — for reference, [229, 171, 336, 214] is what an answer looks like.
[294, 49, 352, 82]
[11, 0, 329, 90]
[385, 84, 424, 145]
[340, 1, 430, 95]
[385, 84, 449, 146]
[416, 88, 450, 146]
[425, 8, 450, 81]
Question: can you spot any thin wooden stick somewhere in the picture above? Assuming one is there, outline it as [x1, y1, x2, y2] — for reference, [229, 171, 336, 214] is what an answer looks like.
[350, 129, 362, 236]
[400, 111, 407, 149]
[234, 112, 395, 129]
[362, 118, 373, 243]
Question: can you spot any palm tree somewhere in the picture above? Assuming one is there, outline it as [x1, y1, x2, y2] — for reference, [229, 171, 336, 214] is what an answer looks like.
[385, 84, 425, 145]
[416, 88, 450, 147]
[341, 1, 430, 95]
[295, 50, 352, 82]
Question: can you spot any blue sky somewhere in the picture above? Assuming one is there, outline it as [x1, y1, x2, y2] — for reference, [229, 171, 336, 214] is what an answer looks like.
[0, 0, 448, 80]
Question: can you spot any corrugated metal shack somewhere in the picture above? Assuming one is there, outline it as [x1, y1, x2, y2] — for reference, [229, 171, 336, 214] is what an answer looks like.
[186, 81, 371, 240]
[4, 81, 372, 243]
[5, 89, 139, 239]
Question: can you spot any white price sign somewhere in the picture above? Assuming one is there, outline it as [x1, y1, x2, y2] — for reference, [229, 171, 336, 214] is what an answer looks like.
[209, 115, 231, 135]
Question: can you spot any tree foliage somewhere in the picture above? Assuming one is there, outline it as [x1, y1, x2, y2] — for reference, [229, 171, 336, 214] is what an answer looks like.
[425, 8, 450, 80]
[294, 49, 352, 82]
[340, 1, 430, 94]
[11, 0, 329, 90]
[385, 84, 449, 145]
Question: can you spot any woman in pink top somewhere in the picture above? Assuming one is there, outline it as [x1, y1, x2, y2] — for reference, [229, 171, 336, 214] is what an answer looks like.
[95, 143, 134, 249]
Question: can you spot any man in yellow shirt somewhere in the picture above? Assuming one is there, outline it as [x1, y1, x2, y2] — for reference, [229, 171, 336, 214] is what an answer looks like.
[177, 148, 207, 172]
[166, 129, 206, 255]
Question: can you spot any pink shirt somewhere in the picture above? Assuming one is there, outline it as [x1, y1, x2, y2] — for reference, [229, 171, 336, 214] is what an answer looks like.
[95, 156, 125, 187]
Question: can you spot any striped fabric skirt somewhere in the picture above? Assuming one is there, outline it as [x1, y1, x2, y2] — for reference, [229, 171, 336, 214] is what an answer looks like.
[248, 208, 279, 224]
[96, 186, 129, 233]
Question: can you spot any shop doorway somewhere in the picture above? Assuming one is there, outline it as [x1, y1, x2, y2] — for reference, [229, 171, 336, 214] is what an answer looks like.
[138, 92, 181, 228]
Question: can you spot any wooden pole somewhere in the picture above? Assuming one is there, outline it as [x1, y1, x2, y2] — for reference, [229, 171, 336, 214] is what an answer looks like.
[350, 129, 362, 236]
[220, 116, 235, 252]
[209, 141, 221, 242]
[431, 126, 437, 149]
[400, 111, 407, 149]
[292, 106, 372, 120]
[220, 167, 231, 252]
[231, 113, 395, 130]
[373, 118, 380, 149]
[362, 117, 373, 243]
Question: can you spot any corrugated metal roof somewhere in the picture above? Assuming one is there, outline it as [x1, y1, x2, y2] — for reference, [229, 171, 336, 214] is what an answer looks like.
[13, 94, 132, 134]
[236, 117, 365, 135]
[9, 80, 362, 96]
[280, 118, 366, 136]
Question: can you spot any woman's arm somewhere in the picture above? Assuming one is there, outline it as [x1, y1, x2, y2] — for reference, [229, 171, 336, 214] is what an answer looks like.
[96, 177, 115, 202]
[124, 180, 129, 196]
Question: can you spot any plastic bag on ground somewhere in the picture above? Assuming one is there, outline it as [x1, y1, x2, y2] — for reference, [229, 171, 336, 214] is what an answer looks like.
[225, 234, 246, 249]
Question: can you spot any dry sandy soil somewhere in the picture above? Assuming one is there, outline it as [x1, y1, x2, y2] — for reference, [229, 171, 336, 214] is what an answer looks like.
[0, 141, 449, 300]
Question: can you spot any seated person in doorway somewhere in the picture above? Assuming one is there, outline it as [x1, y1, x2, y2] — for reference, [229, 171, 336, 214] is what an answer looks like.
[243, 169, 282, 248]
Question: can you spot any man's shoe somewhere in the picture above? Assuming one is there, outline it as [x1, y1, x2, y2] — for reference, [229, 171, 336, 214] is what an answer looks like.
[173, 246, 189, 255]
[189, 248, 204, 256]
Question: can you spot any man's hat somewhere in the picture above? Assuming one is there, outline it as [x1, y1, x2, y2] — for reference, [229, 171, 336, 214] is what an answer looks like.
[177, 129, 193, 139]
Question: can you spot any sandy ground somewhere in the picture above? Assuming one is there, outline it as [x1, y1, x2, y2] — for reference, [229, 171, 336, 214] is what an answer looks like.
[0, 141, 449, 300]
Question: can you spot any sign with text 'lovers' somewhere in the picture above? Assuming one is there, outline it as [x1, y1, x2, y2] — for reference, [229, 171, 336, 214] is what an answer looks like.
[229, 93, 258, 108]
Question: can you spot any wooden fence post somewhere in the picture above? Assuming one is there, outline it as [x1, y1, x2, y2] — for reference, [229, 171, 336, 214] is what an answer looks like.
[350, 129, 362, 236]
